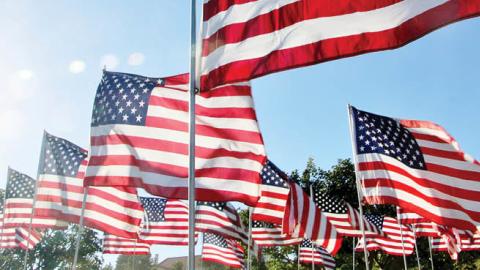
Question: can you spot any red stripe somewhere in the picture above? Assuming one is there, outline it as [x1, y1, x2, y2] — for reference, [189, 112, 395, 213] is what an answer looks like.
[201, 0, 480, 90]
[421, 147, 466, 161]
[203, 0, 257, 21]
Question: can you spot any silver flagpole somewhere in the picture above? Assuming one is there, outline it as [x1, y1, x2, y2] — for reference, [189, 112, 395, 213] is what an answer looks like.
[188, 0, 198, 269]
[428, 237, 435, 270]
[247, 207, 253, 270]
[0, 168, 9, 245]
[396, 207, 408, 270]
[347, 105, 370, 270]
[23, 130, 47, 270]
[412, 225, 421, 270]
[311, 244, 314, 270]
[71, 187, 89, 270]
[132, 239, 137, 270]
[352, 237, 356, 270]
[297, 244, 300, 270]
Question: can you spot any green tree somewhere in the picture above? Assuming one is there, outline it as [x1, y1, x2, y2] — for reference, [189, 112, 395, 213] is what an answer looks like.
[115, 254, 154, 270]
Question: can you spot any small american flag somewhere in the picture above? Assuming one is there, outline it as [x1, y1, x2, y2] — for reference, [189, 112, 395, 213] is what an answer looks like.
[33, 132, 144, 238]
[252, 160, 290, 225]
[85, 71, 266, 206]
[350, 106, 480, 232]
[202, 233, 245, 269]
[139, 197, 197, 245]
[298, 239, 335, 270]
[103, 234, 150, 255]
[252, 221, 301, 247]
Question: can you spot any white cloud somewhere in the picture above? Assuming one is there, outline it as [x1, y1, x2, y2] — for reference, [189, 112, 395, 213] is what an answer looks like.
[128, 52, 145, 66]
[17, 69, 34, 80]
[100, 54, 119, 70]
[69, 60, 86, 74]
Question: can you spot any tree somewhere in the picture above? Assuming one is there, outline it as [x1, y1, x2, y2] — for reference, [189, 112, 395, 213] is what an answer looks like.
[115, 254, 154, 270]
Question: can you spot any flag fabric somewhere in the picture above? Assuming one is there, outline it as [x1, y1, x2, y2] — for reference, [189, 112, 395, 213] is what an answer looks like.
[200, 0, 480, 90]
[431, 237, 462, 260]
[103, 234, 150, 255]
[3, 168, 66, 229]
[252, 160, 290, 225]
[283, 182, 342, 255]
[298, 239, 335, 270]
[201, 233, 245, 269]
[14, 227, 43, 250]
[139, 197, 197, 245]
[397, 208, 431, 224]
[85, 71, 266, 206]
[311, 186, 383, 238]
[0, 202, 42, 250]
[350, 106, 480, 232]
[196, 201, 248, 243]
[356, 216, 415, 256]
[252, 221, 301, 247]
[33, 132, 144, 238]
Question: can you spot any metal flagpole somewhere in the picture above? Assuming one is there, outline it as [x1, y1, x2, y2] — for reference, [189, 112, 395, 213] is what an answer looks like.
[412, 225, 421, 270]
[311, 244, 314, 270]
[188, 0, 198, 269]
[23, 131, 47, 270]
[247, 207, 253, 270]
[347, 105, 370, 270]
[396, 207, 408, 270]
[297, 244, 300, 270]
[132, 239, 137, 270]
[0, 168, 9, 245]
[71, 187, 89, 270]
[428, 237, 435, 270]
[352, 237, 356, 270]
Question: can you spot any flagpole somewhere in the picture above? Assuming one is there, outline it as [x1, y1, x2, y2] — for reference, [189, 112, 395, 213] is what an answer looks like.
[23, 130, 47, 270]
[132, 239, 137, 270]
[396, 207, 408, 270]
[347, 105, 370, 270]
[311, 244, 314, 270]
[297, 244, 300, 270]
[428, 237, 435, 270]
[0, 168, 9, 245]
[247, 207, 252, 270]
[71, 187, 88, 270]
[352, 237, 356, 270]
[412, 225, 421, 270]
[188, 0, 198, 269]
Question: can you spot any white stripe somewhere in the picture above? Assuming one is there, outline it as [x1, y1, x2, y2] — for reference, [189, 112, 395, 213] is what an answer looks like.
[407, 127, 451, 142]
[424, 154, 480, 173]
[417, 139, 461, 153]
[202, 0, 448, 74]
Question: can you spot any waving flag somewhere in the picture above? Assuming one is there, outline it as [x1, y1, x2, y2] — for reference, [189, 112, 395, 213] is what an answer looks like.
[252, 221, 301, 247]
[252, 160, 290, 224]
[299, 239, 335, 270]
[0, 201, 42, 250]
[200, 0, 480, 90]
[350, 106, 480, 232]
[86, 71, 265, 205]
[201, 233, 245, 269]
[103, 234, 150, 255]
[139, 197, 197, 245]
[33, 132, 144, 238]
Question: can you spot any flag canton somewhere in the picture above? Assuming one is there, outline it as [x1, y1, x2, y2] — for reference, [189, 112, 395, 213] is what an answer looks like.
[300, 239, 313, 248]
[0, 196, 4, 213]
[40, 133, 88, 177]
[91, 71, 159, 127]
[6, 168, 35, 199]
[140, 197, 166, 222]
[253, 221, 274, 229]
[197, 201, 226, 211]
[364, 215, 384, 230]
[352, 107, 426, 170]
[312, 188, 347, 214]
[261, 160, 289, 188]
[204, 233, 228, 248]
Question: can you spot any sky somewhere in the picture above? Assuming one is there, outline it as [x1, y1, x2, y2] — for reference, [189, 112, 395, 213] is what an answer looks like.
[1, 0, 479, 267]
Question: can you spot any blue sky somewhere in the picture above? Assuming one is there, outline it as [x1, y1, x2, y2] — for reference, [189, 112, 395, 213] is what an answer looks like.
[1, 0, 479, 267]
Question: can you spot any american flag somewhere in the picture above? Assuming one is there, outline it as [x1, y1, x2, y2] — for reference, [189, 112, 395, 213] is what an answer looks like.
[33, 132, 144, 238]
[85, 71, 266, 206]
[3, 168, 65, 229]
[350, 106, 480, 232]
[431, 237, 462, 260]
[139, 197, 197, 245]
[196, 201, 248, 244]
[201, 233, 245, 269]
[200, 0, 480, 90]
[311, 186, 383, 238]
[14, 227, 43, 250]
[252, 160, 290, 225]
[298, 239, 335, 270]
[397, 208, 430, 224]
[283, 182, 342, 256]
[356, 216, 415, 256]
[103, 234, 150, 255]
[252, 221, 301, 247]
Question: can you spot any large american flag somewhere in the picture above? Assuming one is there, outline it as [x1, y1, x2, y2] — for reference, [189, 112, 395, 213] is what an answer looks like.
[201, 233, 245, 269]
[252, 160, 290, 225]
[85, 71, 265, 206]
[103, 234, 150, 255]
[356, 216, 415, 256]
[196, 201, 248, 244]
[283, 182, 342, 256]
[298, 239, 335, 270]
[311, 186, 383, 238]
[200, 0, 480, 90]
[252, 221, 301, 247]
[139, 197, 197, 245]
[350, 106, 480, 232]
[3, 168, 66, 229]
[33, 132, 144, 238]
